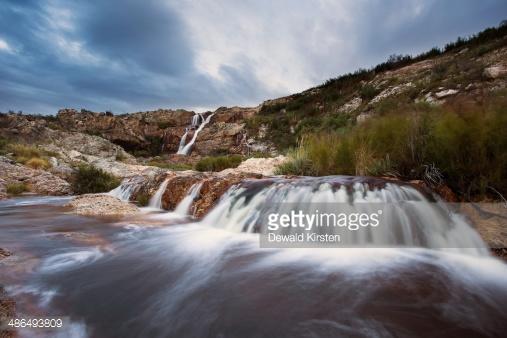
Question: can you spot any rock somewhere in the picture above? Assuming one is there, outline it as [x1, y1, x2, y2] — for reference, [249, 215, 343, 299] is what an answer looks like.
[459, 203, 507, 249]
[0, 156, 72, 196]
[483, 65, 507, 79]
[222, 155, 287, 176]
[160, 172, 208, 210]
[0, 178, 6, 200]
[0, 286, 16, 338]
[370, 82, 414, 104]
[193, 173, 262, 217]
[0, 248, 11, 260]
[56, 108, 194, 153]
[356, 112, 372, 124]
[338, 97, 362, 113]
[434, 89, 459, 99]
[66, 194, 139, 216]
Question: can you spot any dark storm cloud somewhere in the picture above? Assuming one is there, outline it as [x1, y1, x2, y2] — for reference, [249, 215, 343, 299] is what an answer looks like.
[0, 0, 506, 114]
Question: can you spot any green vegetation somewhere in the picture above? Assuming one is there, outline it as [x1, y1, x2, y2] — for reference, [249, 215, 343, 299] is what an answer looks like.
[72, 165, 121, 194]
[248, 22, 507, 151]
[136, 193, 150, 207]
[6, 182, 29, 195]
[147, 160, 192, 171]
[195, 155, 243, 172]
[277, 93, 507, 199]
[1, 142, 57, 168]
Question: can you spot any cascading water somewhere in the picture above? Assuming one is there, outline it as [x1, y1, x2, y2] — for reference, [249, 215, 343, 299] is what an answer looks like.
[177, 113, 215, 155]
[174, 183, 203, 216]
[2, 175, 507, 337]
[147, 178, 170, 209]
[201, 176, 488, 255]
[177, 128, 189, 153]
[108, 176, 145, 201]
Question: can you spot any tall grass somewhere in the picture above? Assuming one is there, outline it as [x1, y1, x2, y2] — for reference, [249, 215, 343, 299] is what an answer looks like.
[277, 95, 507, 199]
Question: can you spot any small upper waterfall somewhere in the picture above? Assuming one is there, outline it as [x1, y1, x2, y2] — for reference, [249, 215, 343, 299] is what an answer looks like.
[201, 176, 488, 255]
[148, 178, 170, 209]
[177, 113, 215, 155]
[177, 128, 189, 153]
[108, 176, 145, 201]
[174, 183, 203, 216]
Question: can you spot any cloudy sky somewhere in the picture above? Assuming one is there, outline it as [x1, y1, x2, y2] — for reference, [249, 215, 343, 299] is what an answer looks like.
[1, 0, 506, 114]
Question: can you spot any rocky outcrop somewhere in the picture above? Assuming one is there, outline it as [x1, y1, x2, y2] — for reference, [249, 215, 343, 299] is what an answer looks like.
[66, 194, 139, 216]
[56, 108, 194, 153]
[193, 172, 263, 217]
[221, 156, 287, 176]
[483, 64, 507, 79]
[0, 156, 72, 196]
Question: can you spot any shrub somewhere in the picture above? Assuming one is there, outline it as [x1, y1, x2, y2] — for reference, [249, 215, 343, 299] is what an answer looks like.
[276, 93, 507, 199]
[359, 84, 379, 100]
[7, 143, 42, 159]
[25, 157, 50, 170]
[6, 182, 28, 195]
[136, 193, 150, 207]
[195, 155, 243, 172]
[147, 160, 192, 171]
[72, 165, 121, 194]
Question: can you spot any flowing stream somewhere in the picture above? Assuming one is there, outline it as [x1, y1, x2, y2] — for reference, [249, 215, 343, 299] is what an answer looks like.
[1, 176, 507, 338]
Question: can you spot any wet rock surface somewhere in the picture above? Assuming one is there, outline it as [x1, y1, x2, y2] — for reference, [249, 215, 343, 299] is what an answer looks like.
[66, 194, 140, 216]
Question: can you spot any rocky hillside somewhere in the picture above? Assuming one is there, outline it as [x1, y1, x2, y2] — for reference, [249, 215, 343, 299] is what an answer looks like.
[249, 24, 507, 149]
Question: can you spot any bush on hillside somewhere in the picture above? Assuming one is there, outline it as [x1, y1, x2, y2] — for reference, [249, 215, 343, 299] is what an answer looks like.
[6, 182, 28, 195]
[195, 155, 243, 172]
[277, 94, 507, 199]
[72, 165, 121, 194]
[25, 157, 50, 170]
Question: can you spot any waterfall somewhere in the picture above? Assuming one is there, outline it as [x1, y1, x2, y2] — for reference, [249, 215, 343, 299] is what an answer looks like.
[191, 113, 203, 127]
[201, 176, 488, 255]
[108, 176, 144, 201]
[177, 113, 215, 155]
[148, 178, 170, 209]
[177, 128, 189, 153]
[174, 183, 203, 216]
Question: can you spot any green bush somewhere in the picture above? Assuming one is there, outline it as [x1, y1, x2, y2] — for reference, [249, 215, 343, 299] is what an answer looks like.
[359, 84, 379, 100]
[277, 94, 507, 199]
[195, 155, 243, 172]
[6, 182, 28, 195]
[136, 193, 150, 207]
[72, 165, 121, 194]
[147, 160, 192, 171]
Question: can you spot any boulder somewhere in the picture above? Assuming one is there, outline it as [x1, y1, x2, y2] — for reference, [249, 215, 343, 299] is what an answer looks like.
[193, 172, 262, 217]
[221, 156, 287, 176]
[483, 65, 507, 79]
[434, 89, 459, 99]
[66, 194, 139, 216]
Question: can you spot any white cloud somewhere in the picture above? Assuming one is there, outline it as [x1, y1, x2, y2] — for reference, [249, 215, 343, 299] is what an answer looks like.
[0, 38, 14, 53]
[171, 0, 431, 98]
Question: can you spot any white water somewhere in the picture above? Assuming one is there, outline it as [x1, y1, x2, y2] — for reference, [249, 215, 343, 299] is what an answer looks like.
[108, 176, 144, 201]
[174, 183, 203, 216]
[177, 113, 215, 155]
[147, 178, 170, 209]
[177, 128, 189, 153]
[201, 177, 488, 255]
[191, 113, 203, 127]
